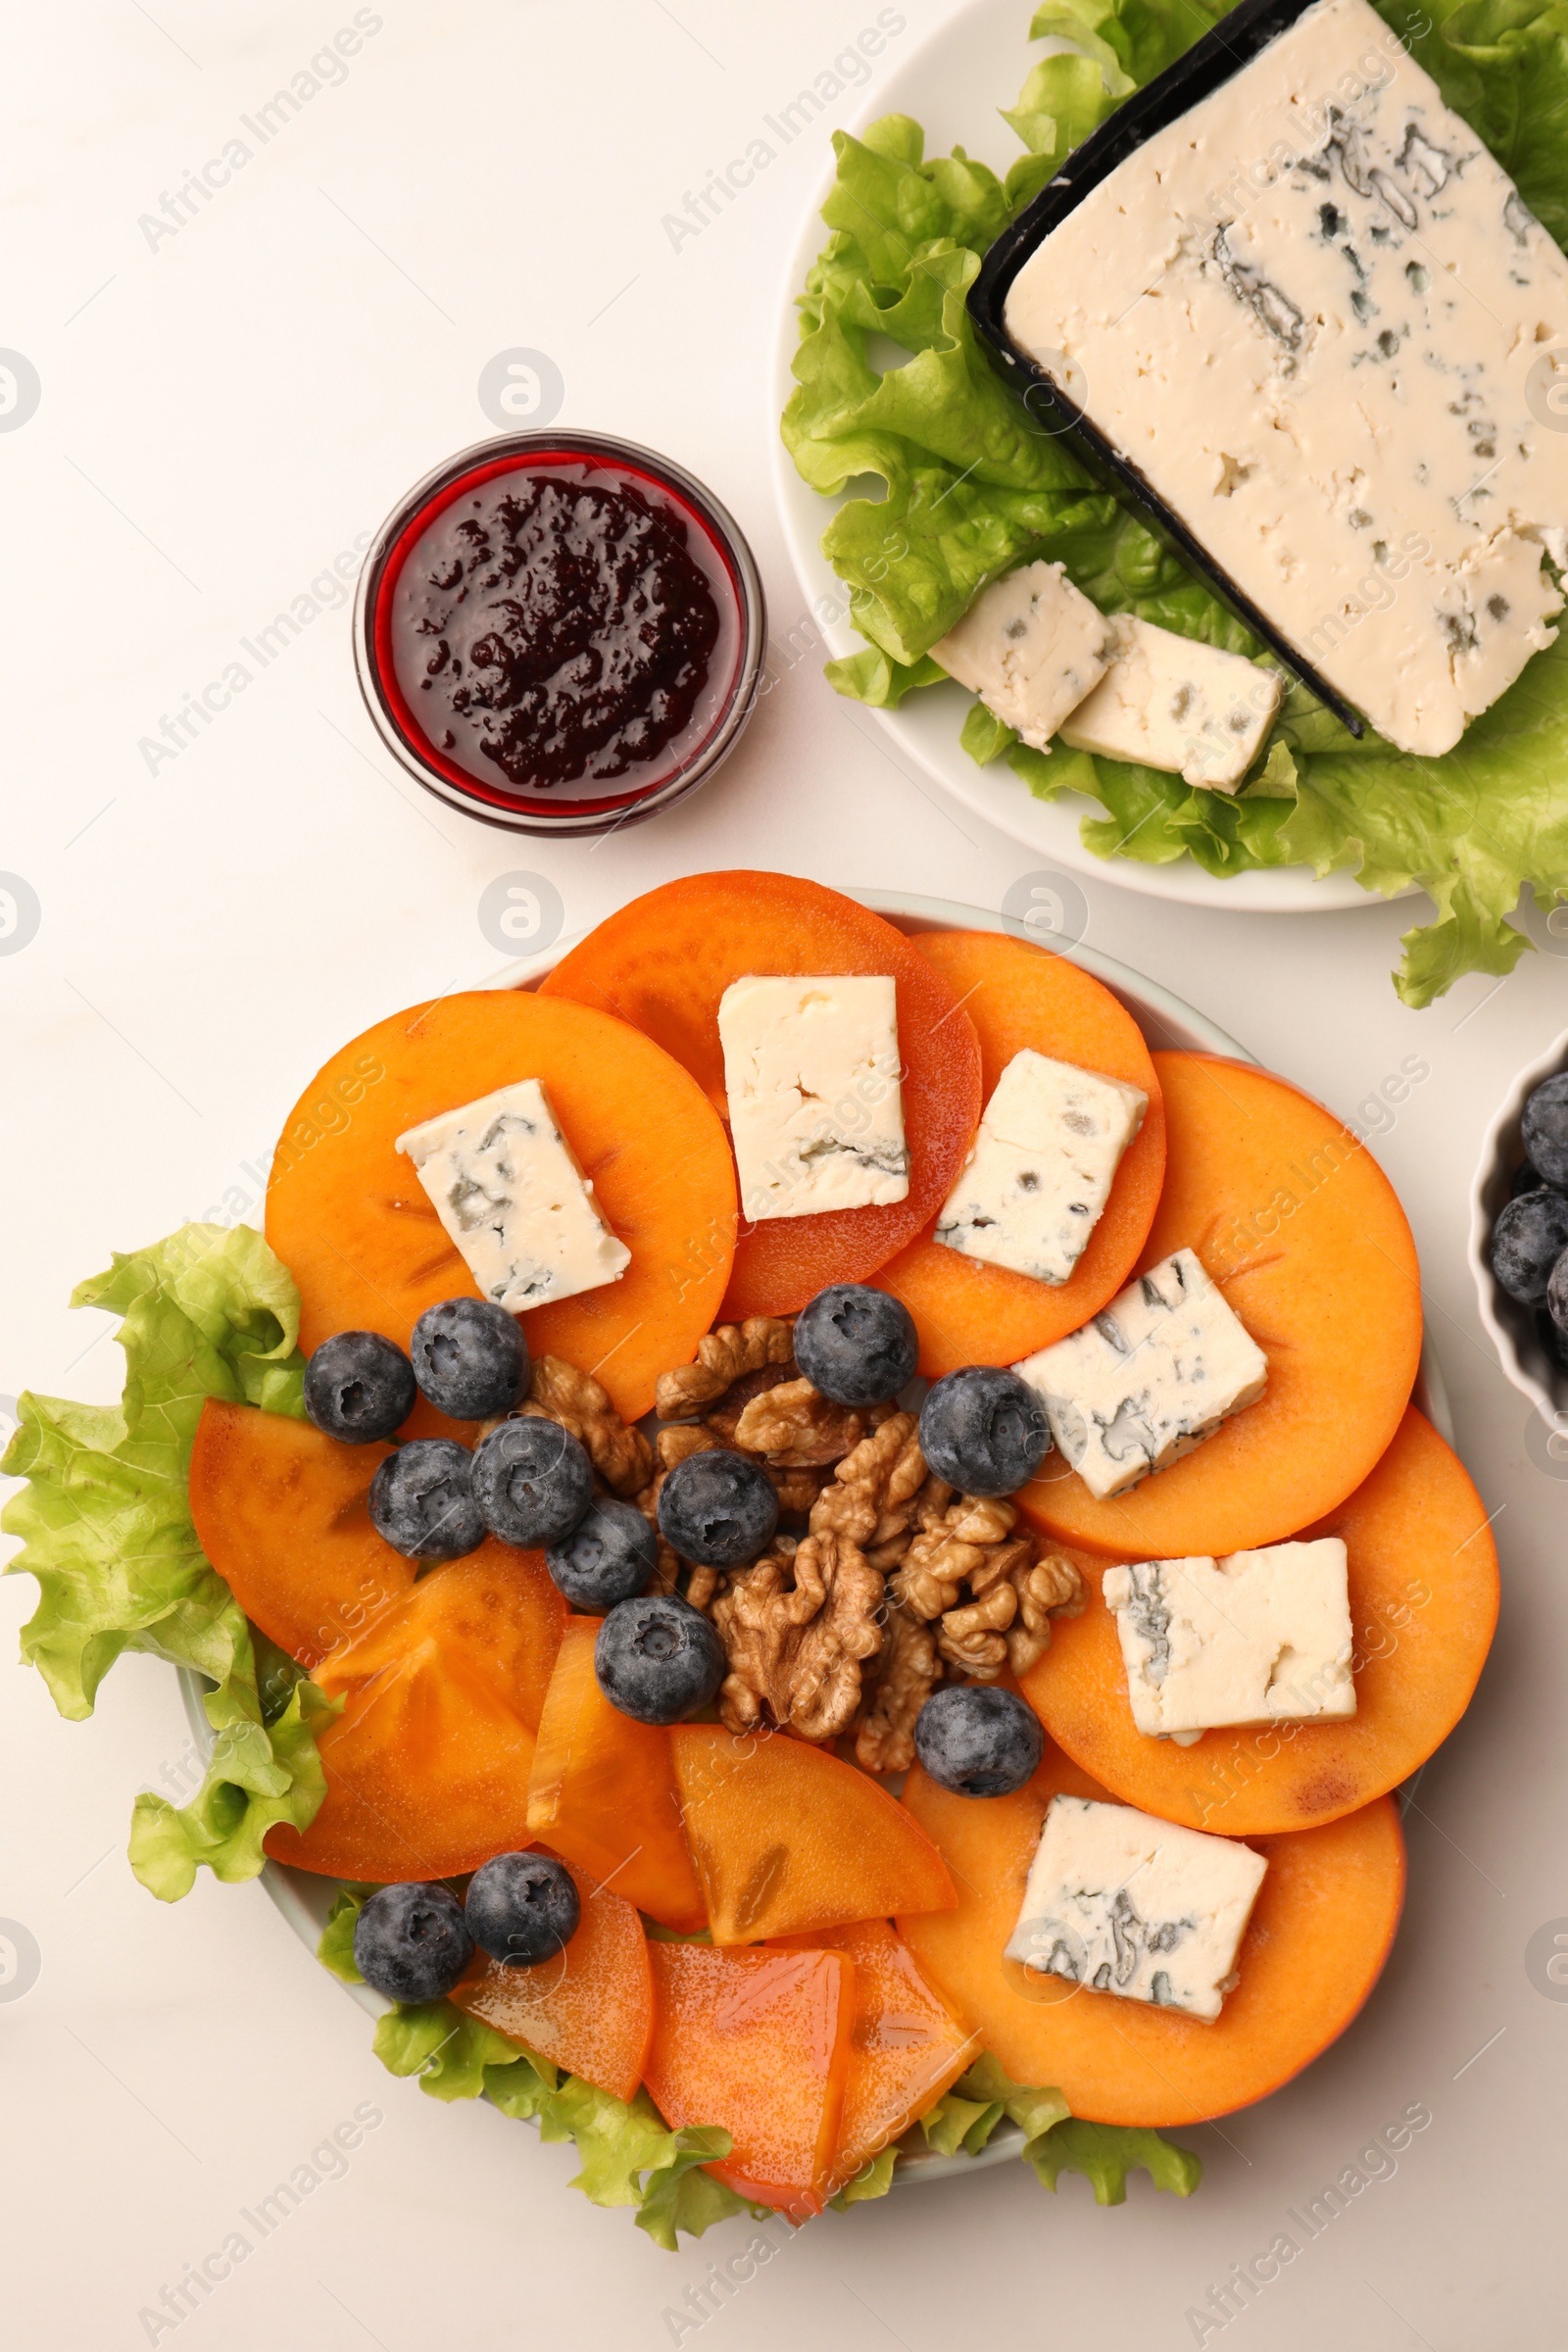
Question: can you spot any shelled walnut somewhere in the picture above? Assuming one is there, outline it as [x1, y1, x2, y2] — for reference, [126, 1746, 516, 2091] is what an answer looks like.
[808, 1412, 929, 1555]
[853, 1602, 940, 1775]
[654, 1316, 796, 1421]
[711, 1531, 884, 1743]
[892, 1494, 1082, 1684]
[731, 1378, 883, 1469]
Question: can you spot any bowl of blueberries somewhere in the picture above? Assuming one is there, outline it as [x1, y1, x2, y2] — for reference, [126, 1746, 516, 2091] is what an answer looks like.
[1471, 1026, 1568, 1427]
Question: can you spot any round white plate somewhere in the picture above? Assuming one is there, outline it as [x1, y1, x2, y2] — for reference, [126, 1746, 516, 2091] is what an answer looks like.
[181, 894, 1449, 2188]
[768, 0, 1376, 912]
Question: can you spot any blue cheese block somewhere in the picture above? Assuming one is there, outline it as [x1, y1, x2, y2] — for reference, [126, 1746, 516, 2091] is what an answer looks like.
[1005, 1793, 1268, 2019]
[935, 1048, 1149, 1284]
[1103, 1540, 1355, 1740]
[1004, 0, 1568, 757]
[1057, 614, 1282, 790]
[396, 1078, 631, 1312]
[1012, 1248, 1267, 1498]
[718, 973, 908, 1221]
[932, 561, 1115, 752]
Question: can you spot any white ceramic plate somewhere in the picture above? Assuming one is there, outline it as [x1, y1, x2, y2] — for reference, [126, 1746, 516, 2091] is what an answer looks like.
[180, 894, 1450, 2187]
[1468, 1022, 1568, 1428]
[768, 0, 1377, 913]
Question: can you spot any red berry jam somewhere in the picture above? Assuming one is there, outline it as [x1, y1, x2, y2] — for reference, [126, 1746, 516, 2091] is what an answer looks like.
[359, 436, 761, 834]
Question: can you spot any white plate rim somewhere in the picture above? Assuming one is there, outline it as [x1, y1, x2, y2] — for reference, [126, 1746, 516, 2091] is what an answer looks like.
[177, 890, 1451, 2192]
[766, 0, 1390, 915]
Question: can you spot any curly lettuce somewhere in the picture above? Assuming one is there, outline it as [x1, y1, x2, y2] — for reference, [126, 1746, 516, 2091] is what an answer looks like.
[920, 2052, 1201, 2203]
[782, 0, 1568, 1004]
[0, 1223, 331, 1898]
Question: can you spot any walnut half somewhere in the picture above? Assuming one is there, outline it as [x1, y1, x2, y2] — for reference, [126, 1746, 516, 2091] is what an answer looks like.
[711, 1531, 884, 1744]
[654, 1316, 795, 1421]
[854, 1601, 940, 1775]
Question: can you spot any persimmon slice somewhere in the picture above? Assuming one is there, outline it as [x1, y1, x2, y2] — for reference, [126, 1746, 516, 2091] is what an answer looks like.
[770, 1921, 978, 2185]
[1021, 1407, 1498, 1836]
[876, 931, 1165, 1372]
[526, 1618, 707, 1931]
[644, 1941, 855, 2213]
[668, 1725, 956, 1943]
[265, 1544, 565, 1883]
[264, 988, 736, 1424]
[539, 872, 982, 1316]
[1017, 1053, 1423, 1559]
[189, 1399, 413, 1669]
[449, 1856, 653, 2102]
[899, 1743, 1405, 2128]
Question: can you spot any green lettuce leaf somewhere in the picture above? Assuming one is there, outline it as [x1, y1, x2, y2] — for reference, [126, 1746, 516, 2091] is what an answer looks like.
[637, 2134, 758, 2250]
[920, 2086, 1004, 2156]
[318, 1887, 374, 1984]
[781, 0, 1568, 1003]
[1, 1222, 329, 1896]
[829, 2145, 900, 2209]
[374, 2001, 529, 2104]
[919, 2055, 1199, 2203]
[1026, 2116, 1203, 2204]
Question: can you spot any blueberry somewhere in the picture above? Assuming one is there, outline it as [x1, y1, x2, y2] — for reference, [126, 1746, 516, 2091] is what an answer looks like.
[1547, 1249, 1568, 1340]
[368, 1439, 485, 1559]
[471, 1417, 593, 1546]
[918, 1365, 1051, 1496]
[913, 1684, 1043, 1797]
[303, 1330, 416, 1444]
[657, 1448, 777, 1567]
[595, 1592, 725, 1725]
[410, 1298, 528, 1421]
[1539, 1306, 1568, 1369]
[1523, 1072, 1568, 1188]
[465, 1851, 580, 1969]
[793, 1283, 919, 1407]
[1491, 1188, 1568, 1304]
[546, 1497, 657, 1612]
[1512, 1160, 1548, 1200]
[352, 1881, 473, 2001]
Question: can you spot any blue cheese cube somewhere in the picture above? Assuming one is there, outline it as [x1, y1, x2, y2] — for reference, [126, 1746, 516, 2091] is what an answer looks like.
[1103, 1540, 1355, 1740]
[1004, 0, 1568, 757]
[1013, 1248, 1267, 1498]
[1057, 614, 1282, 790]
[932, 561, 1114, 751]
[396, 1078, 630, 1312]
[935, 1049, 1148, 1284]
[718, 974, 907, 1221]
[1005, 1793, 1268, 2019]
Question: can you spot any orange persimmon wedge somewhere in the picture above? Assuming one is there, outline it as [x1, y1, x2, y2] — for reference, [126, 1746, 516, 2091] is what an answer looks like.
[540, 871, 982, 1317]
[264, 988, 736, 1425]
[1021, 1407, 1499, 1836]
[526, 1618, 707, 1932]
[1017, 1052, 1423, 1559]
[189, 1398, 414, 1669]
[644, 1940, 856, 2213]
[877, 931, 1166, 1372]
[265, 1544, 565, 1883]
[899, 1742, 1405, 2129]
[769, 1921, 979, 2186]
[667, 1725, 956, 1943]
[449, 1856, 653, 2102]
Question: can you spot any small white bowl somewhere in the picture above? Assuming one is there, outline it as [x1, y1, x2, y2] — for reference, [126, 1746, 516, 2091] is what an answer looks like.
[1468, 1022, 1568, 1428]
